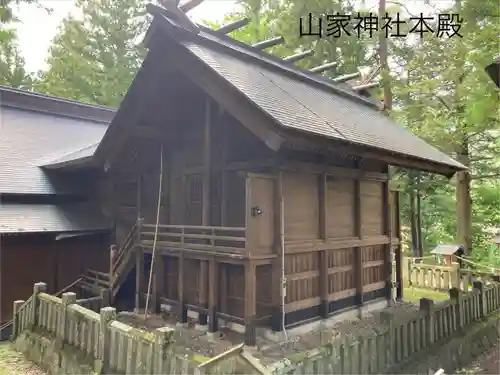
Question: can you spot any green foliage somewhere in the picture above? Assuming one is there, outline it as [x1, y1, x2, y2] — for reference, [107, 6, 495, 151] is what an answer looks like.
[0, 0, 35, 88]
[35, 0, 149, 107]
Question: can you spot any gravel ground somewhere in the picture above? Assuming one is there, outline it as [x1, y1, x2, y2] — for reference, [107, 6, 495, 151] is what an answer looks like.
[456, 342, 500, 374]
[0, 343, 47, 375]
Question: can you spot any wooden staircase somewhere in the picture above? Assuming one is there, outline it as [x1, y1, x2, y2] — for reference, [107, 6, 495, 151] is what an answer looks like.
[108, 221, 140, 300]
[77, 220, 139, 303]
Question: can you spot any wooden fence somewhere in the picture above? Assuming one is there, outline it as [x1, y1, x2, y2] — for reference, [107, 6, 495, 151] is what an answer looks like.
[405, 259, 500, 292]
[268, 281, 500, 374]
[10, 282, 268, 374]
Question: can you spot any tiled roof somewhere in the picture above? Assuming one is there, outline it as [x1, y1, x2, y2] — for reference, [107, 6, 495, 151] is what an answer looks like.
[182, 41, 464, 170]
[0, 90, 111, 194]
[146, 9, 465, 173]
[0, 203, 111, 234]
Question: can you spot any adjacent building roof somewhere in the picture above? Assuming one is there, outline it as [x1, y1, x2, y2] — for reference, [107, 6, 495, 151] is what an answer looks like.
[0, 203, 111, 234]
[0, 86, 114, 195]
[430, 244, 465, 256]
[108, 4, 464, 176]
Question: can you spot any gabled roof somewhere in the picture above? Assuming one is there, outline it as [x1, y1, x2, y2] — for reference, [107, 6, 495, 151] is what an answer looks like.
[431, 244, 465, 256]
[95, 4, 465, 176]
[0, 86, 114, 194]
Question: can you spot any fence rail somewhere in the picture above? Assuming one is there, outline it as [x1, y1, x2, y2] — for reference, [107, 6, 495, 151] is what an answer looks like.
[10, 279, 500, 375]
[405, 259, 500, 292]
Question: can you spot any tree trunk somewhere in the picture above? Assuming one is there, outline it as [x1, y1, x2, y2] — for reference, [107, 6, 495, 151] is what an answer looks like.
[378, 0, 392, 111]
[456, 149, 472, 254]
[416, 173, 423, 257]
[409, 187, 419, 258]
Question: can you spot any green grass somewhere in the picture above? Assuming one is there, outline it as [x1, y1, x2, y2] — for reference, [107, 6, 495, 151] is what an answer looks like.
[403, 287, 449, 303]
[0, 342, 46, 375]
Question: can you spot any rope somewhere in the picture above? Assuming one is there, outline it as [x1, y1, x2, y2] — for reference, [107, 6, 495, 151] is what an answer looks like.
[144, 143, 164, 320]
[456, 256, 500, 273]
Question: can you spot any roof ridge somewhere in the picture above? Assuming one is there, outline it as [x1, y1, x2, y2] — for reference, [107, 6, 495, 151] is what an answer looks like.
[0, 86, 115, 124]
[147, 4, 379, 110]
[0, 86, 116, 112]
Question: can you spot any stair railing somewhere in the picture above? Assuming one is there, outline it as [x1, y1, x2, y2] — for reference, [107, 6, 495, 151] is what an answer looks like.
[109, 218, 143, 292]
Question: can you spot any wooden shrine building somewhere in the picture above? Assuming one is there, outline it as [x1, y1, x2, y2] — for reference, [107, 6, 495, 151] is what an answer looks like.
[0, 3, 466, 345]
[83, 4, 465, 344]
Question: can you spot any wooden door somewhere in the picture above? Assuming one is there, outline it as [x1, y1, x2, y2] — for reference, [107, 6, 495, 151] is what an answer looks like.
[246, 174, 275, 251]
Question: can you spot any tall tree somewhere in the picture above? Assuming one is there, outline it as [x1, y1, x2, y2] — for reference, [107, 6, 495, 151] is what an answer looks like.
[0, 0, 36, 88]
[35, 0, 149, 107]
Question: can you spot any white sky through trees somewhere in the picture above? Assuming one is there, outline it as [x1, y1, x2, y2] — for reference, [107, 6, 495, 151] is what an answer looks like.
[14, 0, 452, 73]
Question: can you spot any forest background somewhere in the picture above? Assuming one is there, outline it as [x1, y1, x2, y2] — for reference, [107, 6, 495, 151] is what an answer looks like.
[1, 0, 499, 266]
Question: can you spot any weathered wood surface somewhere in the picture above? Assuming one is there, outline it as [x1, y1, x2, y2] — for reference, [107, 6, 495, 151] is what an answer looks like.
[9, 281, 500, 374]
[404, 259, 500, 292]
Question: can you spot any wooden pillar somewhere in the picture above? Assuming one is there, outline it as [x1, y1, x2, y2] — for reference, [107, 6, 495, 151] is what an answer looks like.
[136, 173, 142, 220]
[208, 257, 218, 332]
[318, 172, 328, 317]
[135, 249, 144, 312]
[199, 98, 212, 324]
[382, 167, 392, 303]
[271, 166, 284, 332]
[244, 261, 257, 346]
[393, 190, 403, 300]
[219, 263, 228, 314]
[354, 168, 363, 311]
[153, 255, 165, 313]
[177, 253, 187, 323]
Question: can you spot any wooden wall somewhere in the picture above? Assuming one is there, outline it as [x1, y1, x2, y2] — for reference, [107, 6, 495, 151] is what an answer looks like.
[275, 158, 394, 323]
[0, 233, 109, 323]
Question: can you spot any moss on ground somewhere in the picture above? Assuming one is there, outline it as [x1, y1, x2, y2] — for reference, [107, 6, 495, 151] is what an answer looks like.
[403, 287, 449, 303]
[0, 342, 47, 375]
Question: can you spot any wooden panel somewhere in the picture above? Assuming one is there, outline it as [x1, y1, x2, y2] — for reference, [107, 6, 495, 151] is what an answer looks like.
[225, 264, 245, 318]
[247, 175, 274, 250]
[223, 172, 246, 227]
[164, 256, 178, 300]
[185, 174, 202, 225]
[284, 252, 319, 304]
[256, 264, 273, 317]
[184, 258, 200, 305]
[327, 248, 355, 295]
[283, 171, 319, 241]
[360, 180, 383, 237]
[362, 245, 386, 285]
[326, 177, 355, 238]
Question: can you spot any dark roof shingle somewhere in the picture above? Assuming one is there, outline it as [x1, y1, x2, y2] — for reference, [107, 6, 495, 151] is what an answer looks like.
[0, 203, 111, 234]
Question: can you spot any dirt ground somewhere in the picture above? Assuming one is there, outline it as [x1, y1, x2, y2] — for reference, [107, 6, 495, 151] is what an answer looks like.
[117, 300, 420, 366]
[456, 342, 500, 374]
[0, 343, 46, 375]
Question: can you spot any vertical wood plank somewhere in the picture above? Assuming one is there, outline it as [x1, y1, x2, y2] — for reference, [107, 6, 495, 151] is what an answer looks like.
[178, 252, 187, 323]
[208, 257, 218, 333]
[354, 164, 363, 310]
[244, 261, 257, 346]
[135, 249, 143, 312]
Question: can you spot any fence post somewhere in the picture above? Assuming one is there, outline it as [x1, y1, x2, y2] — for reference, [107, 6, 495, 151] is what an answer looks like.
[154, 327, 175, 374]
[473, 281, 486, 319]
[96, 307, 116, 374]
[451, 264, 460, 289]
[57, 292, 77, 348]
[380, 311, 395, 368]
[449, 288, 463, 330]
[31, 282, 47, 329]
[11, 300, 25, 340]
[100, 289, 110, 307]
[419, 298, 435, 345]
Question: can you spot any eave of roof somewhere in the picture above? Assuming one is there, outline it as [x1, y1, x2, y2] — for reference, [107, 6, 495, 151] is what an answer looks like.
[0, 86, 116, 124]
[0, 202, 111, 234]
